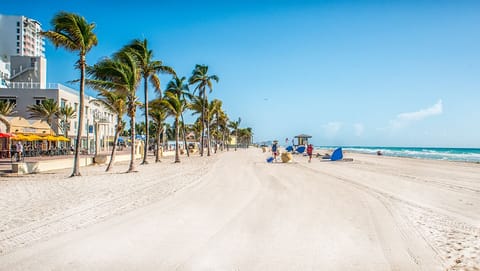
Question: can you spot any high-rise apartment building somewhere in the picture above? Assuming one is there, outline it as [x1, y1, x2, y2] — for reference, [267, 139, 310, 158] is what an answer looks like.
[0, 14, 45, 59]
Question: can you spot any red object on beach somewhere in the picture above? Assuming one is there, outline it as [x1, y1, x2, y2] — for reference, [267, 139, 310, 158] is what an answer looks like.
[307, 144, 313, 155]
[0, 132, 14, 138]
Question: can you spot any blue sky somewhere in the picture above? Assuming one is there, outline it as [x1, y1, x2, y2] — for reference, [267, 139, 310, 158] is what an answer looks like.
[3, 0, 480, 147]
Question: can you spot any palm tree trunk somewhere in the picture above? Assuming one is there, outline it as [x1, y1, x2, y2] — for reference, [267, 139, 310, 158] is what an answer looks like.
[142, 76, 149, 165]
[221, 130, 225, 151]
[205, 92, 211, 156]
[174, 118, 180, 163]
[180, 114, 189, 157]
[106, 120, 121, 172]
[200, 105, 204, 157]
[155, 128, 162, 163]
[71, 55, 85, 177]
[226, 130, 229, 151]
[235, 129, 238, 151]
[127, 106, 136, 173]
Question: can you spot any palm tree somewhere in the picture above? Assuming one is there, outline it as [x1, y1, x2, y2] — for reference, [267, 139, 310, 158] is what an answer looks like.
[56, 105, 76, 139]
[162, 92, 186, 163]
[149, 99, 167, 162]
[0, 101, 16, 152]
[188, 64, 218, 156]
[90, 88, 127, 172]
[42, 12, 98, 177]
[208, 99, 222, 153]
[209, 99, 227, 152]
[135, 122, 146, 138]
[237, 127, 253, 147]
[87, 50, 141, 173]
[229, 117, 241, 151]
[123, 39, 176, 165]
[188, 95, 207, 149]
[217, 110, 229, 151]
[27, 99, 60, 126]
[0, 101, 16, 132]
[166, 76, 192, 157]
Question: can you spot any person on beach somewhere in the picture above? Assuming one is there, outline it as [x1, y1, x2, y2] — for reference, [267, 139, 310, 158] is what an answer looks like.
[307, 144, 313, 162]
[272, 142, 278, 162]
[16, 142, 23, 161]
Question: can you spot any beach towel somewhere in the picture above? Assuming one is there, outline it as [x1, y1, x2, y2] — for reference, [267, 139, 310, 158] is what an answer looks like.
[267, 157, 274, 163]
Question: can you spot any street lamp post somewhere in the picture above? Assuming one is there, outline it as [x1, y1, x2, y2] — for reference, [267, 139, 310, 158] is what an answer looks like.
[93, 109, 100, 157]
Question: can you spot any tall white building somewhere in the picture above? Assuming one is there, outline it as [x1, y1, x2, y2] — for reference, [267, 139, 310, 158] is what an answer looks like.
[0, 55, 9, 88]
[0, 14, 45, 59]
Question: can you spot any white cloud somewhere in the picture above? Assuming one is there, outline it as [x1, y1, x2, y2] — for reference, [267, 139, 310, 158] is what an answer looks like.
[389, 100, 443, 130]
[323, 122, 342, 138]
[354, 123, 364, 136]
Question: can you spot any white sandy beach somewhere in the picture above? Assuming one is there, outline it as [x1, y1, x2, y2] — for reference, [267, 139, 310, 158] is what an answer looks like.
[0, 148, 479, 270]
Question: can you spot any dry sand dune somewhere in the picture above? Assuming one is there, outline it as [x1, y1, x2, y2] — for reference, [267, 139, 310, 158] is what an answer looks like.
[0, 149, 479, 270]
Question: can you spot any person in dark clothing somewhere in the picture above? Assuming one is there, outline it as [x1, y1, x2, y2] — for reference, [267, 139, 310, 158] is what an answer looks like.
[272, 142, 278, 162]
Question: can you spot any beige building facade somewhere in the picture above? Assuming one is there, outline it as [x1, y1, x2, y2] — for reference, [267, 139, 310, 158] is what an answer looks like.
[0, 83, 116, 153]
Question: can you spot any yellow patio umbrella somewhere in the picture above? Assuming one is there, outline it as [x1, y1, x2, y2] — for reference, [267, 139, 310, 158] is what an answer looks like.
[12, 134, 29, 141]
[42, 135, 58, 141]
[26, 134, 43, 141]
[56, 135, 70, 142]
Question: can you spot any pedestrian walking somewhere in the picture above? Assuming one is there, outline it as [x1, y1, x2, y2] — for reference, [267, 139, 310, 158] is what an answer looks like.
[307, 144, 313, 163]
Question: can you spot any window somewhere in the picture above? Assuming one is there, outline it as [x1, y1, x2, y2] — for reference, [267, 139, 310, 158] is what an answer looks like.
[16, 49, 20, 54]
[17, 21, 20, 27]
[0, 97, 16, 106]
[74, 103, 78, 112]
[17, 35, 20, 40]
[60, 99, 66, 108]
[35, 98, 45, 105]
[16, 42, 20, 47]
[17, 29, 20, 33]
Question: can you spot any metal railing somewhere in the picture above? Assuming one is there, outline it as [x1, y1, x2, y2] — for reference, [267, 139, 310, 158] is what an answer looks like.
[7, 82, 79, 95]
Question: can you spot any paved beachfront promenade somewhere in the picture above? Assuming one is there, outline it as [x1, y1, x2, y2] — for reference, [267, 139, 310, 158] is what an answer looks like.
[0, 148, 479, 270]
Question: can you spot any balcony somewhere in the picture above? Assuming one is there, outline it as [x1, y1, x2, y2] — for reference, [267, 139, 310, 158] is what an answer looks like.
[7, 82, 79, 94]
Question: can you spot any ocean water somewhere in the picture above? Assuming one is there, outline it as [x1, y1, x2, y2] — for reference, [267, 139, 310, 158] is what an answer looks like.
[316, 146, 480, 163]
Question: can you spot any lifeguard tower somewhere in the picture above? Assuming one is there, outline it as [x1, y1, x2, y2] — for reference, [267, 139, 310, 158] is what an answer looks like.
[294, 134, 312, 147]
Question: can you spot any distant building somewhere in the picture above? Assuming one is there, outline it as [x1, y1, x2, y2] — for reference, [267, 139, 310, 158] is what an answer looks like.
[0, 14, 46, 89]
[0, 14, 45, 59]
